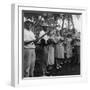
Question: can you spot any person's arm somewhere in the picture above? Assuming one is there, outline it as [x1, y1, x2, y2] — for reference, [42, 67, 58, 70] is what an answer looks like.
[24, 40, 35, 45]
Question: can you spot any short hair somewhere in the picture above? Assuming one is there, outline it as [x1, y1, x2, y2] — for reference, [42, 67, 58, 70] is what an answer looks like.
[67, 34, 72, 38]
[41, 39, 46, 46]
[42, 26, 47, 31]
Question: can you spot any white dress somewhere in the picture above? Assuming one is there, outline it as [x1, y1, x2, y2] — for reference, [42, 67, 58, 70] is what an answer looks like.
[55, 43, 64, 59]
[66, 38, 72, 58]
[48, 45, 54, 65]
[47, 35, 55, 65]
[55, 36, 64, 59]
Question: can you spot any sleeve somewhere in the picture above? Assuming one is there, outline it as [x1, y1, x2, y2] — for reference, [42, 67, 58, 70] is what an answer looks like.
[24, 29, 27, 41]
[39, 31, 45, 38]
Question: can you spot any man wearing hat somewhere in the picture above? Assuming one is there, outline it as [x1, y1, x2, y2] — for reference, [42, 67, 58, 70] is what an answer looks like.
[24, 20, 36, 77]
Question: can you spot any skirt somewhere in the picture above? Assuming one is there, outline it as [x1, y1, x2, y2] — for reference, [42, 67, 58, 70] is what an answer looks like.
[55, 44, 64, 59]
[48, 45, 54, 65]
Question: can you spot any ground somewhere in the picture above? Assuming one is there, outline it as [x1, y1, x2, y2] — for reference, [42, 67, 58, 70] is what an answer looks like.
[34, 55, 80, 77]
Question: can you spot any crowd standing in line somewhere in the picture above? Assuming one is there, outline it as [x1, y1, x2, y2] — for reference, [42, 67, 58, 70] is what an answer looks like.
[24, 14, 80, 77]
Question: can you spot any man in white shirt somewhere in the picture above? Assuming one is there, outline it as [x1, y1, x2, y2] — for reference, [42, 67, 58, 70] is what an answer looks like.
[24, 21, 36, 77]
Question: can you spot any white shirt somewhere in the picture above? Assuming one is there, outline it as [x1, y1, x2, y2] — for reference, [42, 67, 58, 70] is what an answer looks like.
[39, 30, 49, 43]
[24, 29, 36, 48]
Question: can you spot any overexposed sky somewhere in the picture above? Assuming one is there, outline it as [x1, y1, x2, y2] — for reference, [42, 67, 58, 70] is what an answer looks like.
[72, 15, 82, 32]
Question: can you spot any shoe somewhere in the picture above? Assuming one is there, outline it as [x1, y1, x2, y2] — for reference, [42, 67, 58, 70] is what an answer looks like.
[56, 65, 62, 69]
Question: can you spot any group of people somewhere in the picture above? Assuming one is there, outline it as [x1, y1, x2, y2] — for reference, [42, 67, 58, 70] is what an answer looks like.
[24, 20, 80, 77]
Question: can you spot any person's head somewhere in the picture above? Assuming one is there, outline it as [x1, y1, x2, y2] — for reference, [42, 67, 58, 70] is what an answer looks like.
[24, 21, 33, 31]
[41, 39, 45, 46]
[42, 26, 47, 32]
[67, 34, 72, 38]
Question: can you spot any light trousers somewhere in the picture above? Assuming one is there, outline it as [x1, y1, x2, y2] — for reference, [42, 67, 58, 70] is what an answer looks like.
[24, 48, 36, 77]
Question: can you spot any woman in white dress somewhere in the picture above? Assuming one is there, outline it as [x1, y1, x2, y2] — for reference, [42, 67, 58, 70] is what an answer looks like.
[47, 31, 56, 72]
[54, 31, 64, 69]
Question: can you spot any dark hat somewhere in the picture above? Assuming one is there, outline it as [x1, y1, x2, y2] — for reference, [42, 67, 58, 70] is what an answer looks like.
[24, 21, 33, 26]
